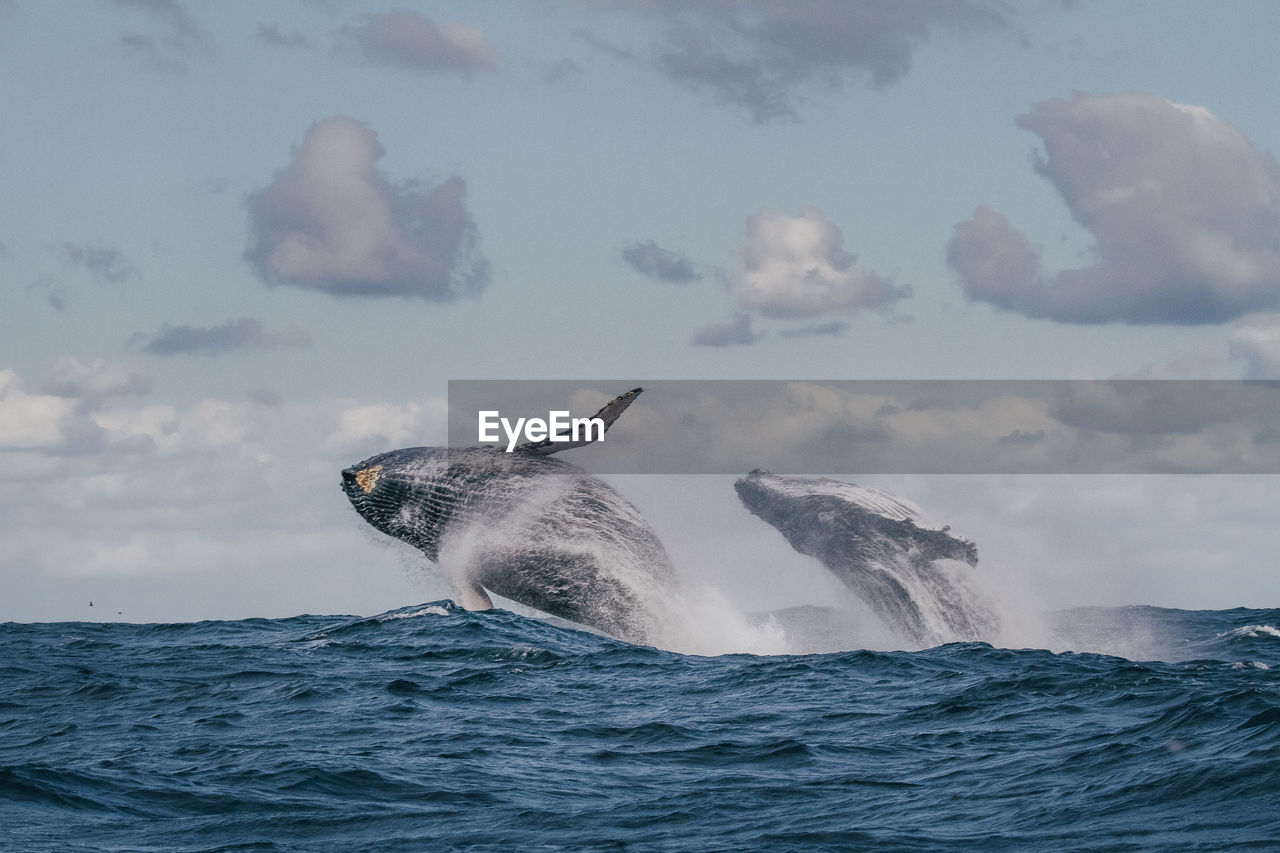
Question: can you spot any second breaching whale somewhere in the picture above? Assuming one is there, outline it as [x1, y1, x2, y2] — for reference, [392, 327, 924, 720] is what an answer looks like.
[341, 389, 680, 645]
[735, 470, 999, 646]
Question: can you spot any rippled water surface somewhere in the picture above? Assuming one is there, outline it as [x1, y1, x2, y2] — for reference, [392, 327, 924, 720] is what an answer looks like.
[3, 603, 1280, 851]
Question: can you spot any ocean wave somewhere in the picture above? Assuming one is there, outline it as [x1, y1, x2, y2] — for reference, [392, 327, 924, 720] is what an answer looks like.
[4, 605, 1280, 851]
[1220, 624, 1280, 640]
[373, 603, 454, 621]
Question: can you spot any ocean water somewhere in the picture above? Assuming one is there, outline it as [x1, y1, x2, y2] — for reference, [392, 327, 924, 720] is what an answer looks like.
[3, 603, 1280, 852]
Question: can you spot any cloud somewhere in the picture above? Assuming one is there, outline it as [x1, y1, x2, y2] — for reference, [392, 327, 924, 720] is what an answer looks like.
[478, 380, 1280, 476]
[111, 0, 203, 72]
[691, 313, 761, 346]
[778, 320, 850, 338]
[42, 357, 152, 399]
[55, 243, 139, 284]
[621, 239, 701, 284]
[948, 92, 1280, 325]
[539, 57, 586, 85]
[325, 400, 445, 453]
[255, 22, 311, 49]
[140, 318, 310, 357]
[613, 0, 1008, 123]
[339, 9, 500, 73]
[0, 357, 460, 620]
[0, 369, 83, 451]
[245, 116, 489, 299]
[1047, 381, 1247, 436]
[738, 206, 908, 318]
[113, 0, 199, 39]
[1230, 315, 1280, 379]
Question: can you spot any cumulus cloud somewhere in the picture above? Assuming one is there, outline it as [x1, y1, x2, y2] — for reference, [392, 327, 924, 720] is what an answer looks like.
[691, 313, 761, 346]
[611, 0, 1008, 123]
[948, 92, 1280, 325]
[245, 116, 489, 299]
[738, 206, 907, 318]
[339, 9, 500, 73]
[140, 318, 310, 357]
[42, 356, 152, 399]
[621, 239, 701, 284]
[55, 243, 139, 284]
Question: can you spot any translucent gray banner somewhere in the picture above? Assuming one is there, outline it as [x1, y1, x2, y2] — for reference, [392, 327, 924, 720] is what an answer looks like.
[447, 380, 1280, 474]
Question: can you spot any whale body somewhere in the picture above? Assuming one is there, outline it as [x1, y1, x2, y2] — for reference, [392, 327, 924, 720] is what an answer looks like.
[734, 470, 996, 646]
[341, 391, 678, 645]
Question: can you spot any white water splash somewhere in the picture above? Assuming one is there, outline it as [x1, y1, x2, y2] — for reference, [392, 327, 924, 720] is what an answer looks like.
[1222, 624, 1280, 640]
[656, 584, 791, 656]
[376, 604, 451, 620]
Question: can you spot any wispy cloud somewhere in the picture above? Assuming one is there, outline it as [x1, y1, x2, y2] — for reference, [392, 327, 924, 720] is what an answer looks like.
[55, 243, 140, 285]
[139, 318, 310, 357]
[621, 239, 701, 284]
[254, 22, 311, 50]
[110, 0, 203, 72]
[691, 313, 761, 346]
[606, 0, 1009, 123]
[338, 9, 500, 73]
[778, 320, 850, 338]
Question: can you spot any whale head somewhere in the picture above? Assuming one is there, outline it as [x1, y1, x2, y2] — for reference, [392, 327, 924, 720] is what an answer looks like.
[341, 447, 461, 560]
[734, 470, 978, 566]
[733, 469, 878, 554]
[341, 445, 586, 562]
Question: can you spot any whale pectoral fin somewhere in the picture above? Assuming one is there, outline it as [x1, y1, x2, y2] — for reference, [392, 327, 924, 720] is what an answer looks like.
[454, 580, 494, 611]
[521, 387, 643, 455]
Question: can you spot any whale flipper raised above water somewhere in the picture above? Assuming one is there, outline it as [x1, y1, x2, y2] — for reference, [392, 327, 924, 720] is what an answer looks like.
[520, 387, 643, 455]
[734, 470, 996, 646]
[341, 389, 677, 644]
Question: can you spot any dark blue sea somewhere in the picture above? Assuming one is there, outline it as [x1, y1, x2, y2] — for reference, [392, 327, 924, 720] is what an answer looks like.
[3, 603, 1280, 852]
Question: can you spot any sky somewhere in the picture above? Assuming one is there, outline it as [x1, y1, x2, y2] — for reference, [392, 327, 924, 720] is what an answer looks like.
[4, 0, 1280, 624]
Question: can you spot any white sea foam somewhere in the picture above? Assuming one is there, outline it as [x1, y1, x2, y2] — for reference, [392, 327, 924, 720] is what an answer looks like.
[1221, 624, 1280, 640]
[657, 584, 791, 657]
[376, 604, 451, 621]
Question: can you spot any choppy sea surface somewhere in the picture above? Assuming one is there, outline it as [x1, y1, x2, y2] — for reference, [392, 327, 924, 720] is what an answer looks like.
[3, 603, 1280, 852]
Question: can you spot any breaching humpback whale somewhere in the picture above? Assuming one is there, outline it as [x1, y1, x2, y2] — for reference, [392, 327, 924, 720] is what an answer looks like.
[341, 389, 678, 645]
[734, 470, 997, 646]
